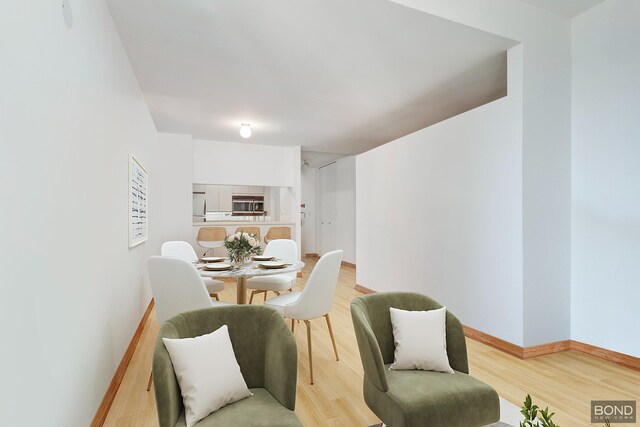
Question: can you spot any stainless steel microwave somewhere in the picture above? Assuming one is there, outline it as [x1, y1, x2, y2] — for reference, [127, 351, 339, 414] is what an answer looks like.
[232, 196, 264, 215]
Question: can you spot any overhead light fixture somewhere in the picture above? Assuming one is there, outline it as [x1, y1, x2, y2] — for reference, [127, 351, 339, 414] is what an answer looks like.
[239, 123, 252, 139]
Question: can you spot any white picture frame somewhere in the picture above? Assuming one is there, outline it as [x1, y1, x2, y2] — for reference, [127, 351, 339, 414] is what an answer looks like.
[129, 154, 148, 248]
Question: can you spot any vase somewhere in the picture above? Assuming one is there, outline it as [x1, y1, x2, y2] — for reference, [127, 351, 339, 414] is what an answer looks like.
[234, 259, 253, 268]
[229, 251, 251, 267]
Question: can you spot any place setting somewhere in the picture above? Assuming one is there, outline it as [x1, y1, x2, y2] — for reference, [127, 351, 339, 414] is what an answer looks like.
[202, 262, 234, 271]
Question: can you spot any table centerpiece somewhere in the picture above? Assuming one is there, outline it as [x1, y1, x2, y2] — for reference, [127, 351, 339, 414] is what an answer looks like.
[224, 231, 262, 266]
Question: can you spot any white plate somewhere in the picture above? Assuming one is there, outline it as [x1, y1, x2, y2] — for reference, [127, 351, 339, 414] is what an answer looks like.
[201, 256, 225, 263]
[253, 256, 275, 261]
[259, 261, 287, 269]
[204, 263, 233, 271]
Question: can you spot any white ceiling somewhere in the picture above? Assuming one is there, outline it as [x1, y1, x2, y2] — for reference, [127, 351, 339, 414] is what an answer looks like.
[108, 0, 516, 155]
[518, 0, 605, 18]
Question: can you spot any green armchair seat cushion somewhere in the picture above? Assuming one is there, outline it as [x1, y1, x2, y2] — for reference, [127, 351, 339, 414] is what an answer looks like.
[365, 365, 500, 427]
[173, 388, 302, 427]
[351, 292, 500, 427]
[153, 305, 302, 427]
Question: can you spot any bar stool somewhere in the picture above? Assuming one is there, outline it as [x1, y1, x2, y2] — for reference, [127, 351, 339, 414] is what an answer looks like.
[234, 226, 261, 242]
[197, 226, 227, 257]
[264, 226, 291, 244]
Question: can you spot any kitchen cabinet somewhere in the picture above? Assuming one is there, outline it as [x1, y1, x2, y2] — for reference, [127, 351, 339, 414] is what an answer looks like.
[232, 185, 249, 194]
[232, 185, 264, 195]
[205, 185, 220, 211]
[219, 185, 233, 211]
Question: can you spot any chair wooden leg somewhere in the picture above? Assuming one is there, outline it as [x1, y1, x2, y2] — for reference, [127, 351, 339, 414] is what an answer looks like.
[304, 320, 314, 385]
[146, 371, 153, 391]
[263, 290, 267, 302]
[211, 293, 219, 301]
[325, 314, 339, 361]
[249, 291, 257, 304]
[291, 318, 296, 333]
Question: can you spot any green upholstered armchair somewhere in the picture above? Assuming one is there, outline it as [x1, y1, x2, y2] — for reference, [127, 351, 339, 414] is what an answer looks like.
[153, 305, 302, 427]
[350, 292, 500, 427]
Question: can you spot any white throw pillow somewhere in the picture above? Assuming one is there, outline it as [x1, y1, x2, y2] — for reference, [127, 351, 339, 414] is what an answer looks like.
[389, 306, 454, 373]
[162, 325, 252, 427]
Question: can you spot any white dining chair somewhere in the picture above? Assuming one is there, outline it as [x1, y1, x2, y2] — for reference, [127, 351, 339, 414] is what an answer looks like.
[161, 241, 225, 301]
[265, 250, 343, 385]
[246, 239, 298, 304]
[146, 255, 230, 390]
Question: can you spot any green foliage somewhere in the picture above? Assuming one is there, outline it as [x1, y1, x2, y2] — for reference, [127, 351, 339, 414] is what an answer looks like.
[519, 395, 610, 427]
[520, 394, 558, 427]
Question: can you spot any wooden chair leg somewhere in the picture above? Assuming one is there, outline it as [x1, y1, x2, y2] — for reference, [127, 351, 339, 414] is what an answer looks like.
[325, 314, 339, 361]
[263, 290, 268, 302]
[146, 371, 153, 391]
[304, 320, 314, 385]
[291, 318, 296, 333]
[211, 293, 219, 301]
[249, 291, 257, 304]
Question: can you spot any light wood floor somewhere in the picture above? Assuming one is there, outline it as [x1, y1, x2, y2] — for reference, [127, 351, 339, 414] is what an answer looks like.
[104, 258, 640, 427]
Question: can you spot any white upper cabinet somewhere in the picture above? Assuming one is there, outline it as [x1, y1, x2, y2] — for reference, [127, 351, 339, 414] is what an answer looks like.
[219, 185, 233, 211]
[205, 185, 220, 211]
[232, 185, 249, 194]
[232, 185, 264, 195]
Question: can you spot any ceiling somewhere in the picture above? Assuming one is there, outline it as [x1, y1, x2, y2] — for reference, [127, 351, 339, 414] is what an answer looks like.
[518, 0, 605, 18]
[108, 0, 516, 156]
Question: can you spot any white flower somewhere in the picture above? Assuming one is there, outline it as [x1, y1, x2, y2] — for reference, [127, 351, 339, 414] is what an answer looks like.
[226, 234, 235, 242]
[248, 237, 257, 247]
[242, 232, 250, 240]
[235, 232, 242, 238]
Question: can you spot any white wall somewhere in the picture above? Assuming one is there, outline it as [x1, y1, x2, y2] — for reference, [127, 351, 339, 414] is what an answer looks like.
[193, 139, 298, 187]
[0, 1, 185, 424]
[336, 156, 356, 264]
[571, 0, 640, 356]
[356, 46, 524, 345]
[150, 133, 195, 245]
[384, 0, 572, 346]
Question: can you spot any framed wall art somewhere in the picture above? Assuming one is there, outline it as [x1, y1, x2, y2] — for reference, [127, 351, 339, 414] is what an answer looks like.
[129, 154, 148, 248]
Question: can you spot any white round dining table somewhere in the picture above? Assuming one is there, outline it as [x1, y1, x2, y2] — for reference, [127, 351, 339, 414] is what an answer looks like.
[199, 260, 305, 304]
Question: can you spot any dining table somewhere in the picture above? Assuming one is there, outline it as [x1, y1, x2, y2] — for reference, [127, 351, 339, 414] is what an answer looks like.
[198, 260, 305, 304]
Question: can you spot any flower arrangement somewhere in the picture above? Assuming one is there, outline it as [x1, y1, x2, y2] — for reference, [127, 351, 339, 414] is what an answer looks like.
[224, 232, 262, 264]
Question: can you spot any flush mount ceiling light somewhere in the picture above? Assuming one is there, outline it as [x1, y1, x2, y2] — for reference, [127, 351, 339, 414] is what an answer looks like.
[239, 123, 252, 139]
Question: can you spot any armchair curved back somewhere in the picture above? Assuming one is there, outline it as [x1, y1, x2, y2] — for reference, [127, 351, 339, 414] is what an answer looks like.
[284, 250, 343, 320]
[350, 292, 469, 392]
[153, 306, 298, 427]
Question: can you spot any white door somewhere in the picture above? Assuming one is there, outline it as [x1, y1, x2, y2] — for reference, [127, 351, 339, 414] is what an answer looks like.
[319, 162, 337, 255]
